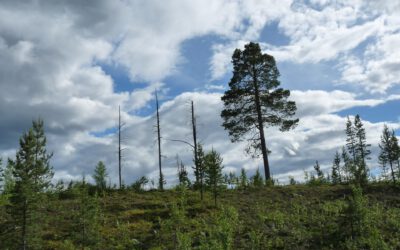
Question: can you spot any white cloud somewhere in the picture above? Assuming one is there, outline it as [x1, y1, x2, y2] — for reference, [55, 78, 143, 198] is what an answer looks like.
[340, 32, 400, 93]
[208, 1, 400, 93]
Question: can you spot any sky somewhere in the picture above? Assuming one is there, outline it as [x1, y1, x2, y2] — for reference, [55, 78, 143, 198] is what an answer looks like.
[1, 0, 400, 186]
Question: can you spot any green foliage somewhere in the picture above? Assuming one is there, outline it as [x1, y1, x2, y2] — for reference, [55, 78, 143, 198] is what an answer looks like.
[204, 149, 225, 206]
[93, 161, 108, 192]
[340, 185, 388, 249]
[7, 119, 53, 249]
[226, 172, 238, 188]
[344, 115, 370, 186]
[341, 115, 371, 186]
[160, 185, 192, 250]
[199, 206, 239, 250]
[306, 161, 326, 186]
[264, 177, 276, 187]
[2, 181, 400, 249]
[288, 176, 297, 185]
[0, 158, 9, 206]
[250, 168, 264, 188]
[379, 124, 399, 183]
[239, 168, 248, 189]
[130, 176, 149, 192]
[71, 179, 101, 248]
[193, 143, 206, 199]
[177, 156, 191, 188]
[331, 151, 342, 184]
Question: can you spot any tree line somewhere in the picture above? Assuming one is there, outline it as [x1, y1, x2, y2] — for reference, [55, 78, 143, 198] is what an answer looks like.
[304, 115, 400, 186]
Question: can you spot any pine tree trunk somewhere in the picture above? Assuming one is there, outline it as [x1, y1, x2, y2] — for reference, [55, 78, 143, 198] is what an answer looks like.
[118, 106, 122, 189]
[389, 161, 396, 184]
[252, 69, 271, 181]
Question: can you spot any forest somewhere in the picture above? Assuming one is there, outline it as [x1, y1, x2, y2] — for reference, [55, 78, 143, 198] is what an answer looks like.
[1, 42, 400, 249]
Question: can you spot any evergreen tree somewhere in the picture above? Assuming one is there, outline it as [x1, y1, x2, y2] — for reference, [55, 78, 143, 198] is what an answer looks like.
[343, 115, 370, 185]
[390, 131, 400, 179]
[379, 125, 398, 183]
[341, 185, 386, 248]
[193, 143, 206, 200]
[8, 119, 53, 249]
[331, 151, 341, 184]
[204, 149, 224, 206]
[130, 176, 149, 192]
[220, 42, 298, 181]
[251, 168, 264, 187]
[346, 117, 357, 162]
[289, 176, 296, 185]
[314, 161, 324, 181]
[176, 156, 190, 188]
[341, 146, 351, 182]
[92, 161, 108, 192]
[0, 158, 9, 206]
[239, 168, 248, 189]
[353, 115, 370, 185]
[72, 178, 101, 248]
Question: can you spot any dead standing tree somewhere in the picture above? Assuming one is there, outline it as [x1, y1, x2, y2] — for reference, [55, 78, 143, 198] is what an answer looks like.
[118, 105, 126, 189]
[168, 100, 205, 201]
[155, 91, 165, 190]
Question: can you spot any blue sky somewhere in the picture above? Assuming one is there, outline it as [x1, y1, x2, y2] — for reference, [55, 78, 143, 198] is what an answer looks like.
[1, 0, 400, 185]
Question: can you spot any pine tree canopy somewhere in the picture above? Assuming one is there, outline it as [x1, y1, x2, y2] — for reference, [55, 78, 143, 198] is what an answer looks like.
[221, 42, 298, 155]
[221, 42, 298, 181]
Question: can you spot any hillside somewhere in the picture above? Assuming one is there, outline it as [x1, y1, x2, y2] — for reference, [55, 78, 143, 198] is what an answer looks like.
[2, 184, 399, 249]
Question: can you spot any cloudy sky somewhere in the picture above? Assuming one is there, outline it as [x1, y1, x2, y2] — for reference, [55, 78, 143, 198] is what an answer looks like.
[1, 0, 400, 186]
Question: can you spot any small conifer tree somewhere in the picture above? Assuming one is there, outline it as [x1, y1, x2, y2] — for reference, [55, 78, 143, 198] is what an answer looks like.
[251, 168, 264, 187]
[204, 149, 224, 206]
[93, 161, 108, 192]
[176, 156, 190, 188]
[239, 168, 248, 189]
[331, 151, 342, 184]
[8, 119, 53, 249]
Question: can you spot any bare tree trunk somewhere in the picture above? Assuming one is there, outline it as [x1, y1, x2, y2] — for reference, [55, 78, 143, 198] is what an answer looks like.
[191, 101, 204, 200]
[118, 105, 122, 189]
[192, 101, 198, 183]
[156, 92, 164, 190]
[252, 70, 271, 181]
[389, 161, 396, 184]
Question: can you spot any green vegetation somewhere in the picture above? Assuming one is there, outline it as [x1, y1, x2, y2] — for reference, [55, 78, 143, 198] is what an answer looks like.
[93, 161, 108, 192]
[1, 182, 400, 249]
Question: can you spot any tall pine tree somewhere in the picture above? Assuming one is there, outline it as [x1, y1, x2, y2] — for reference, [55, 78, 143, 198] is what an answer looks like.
[8, 119, 53, 249]
[221, 42, 298, 181]
[344, 115, 370, 185]
[354, 115, 370, 185]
